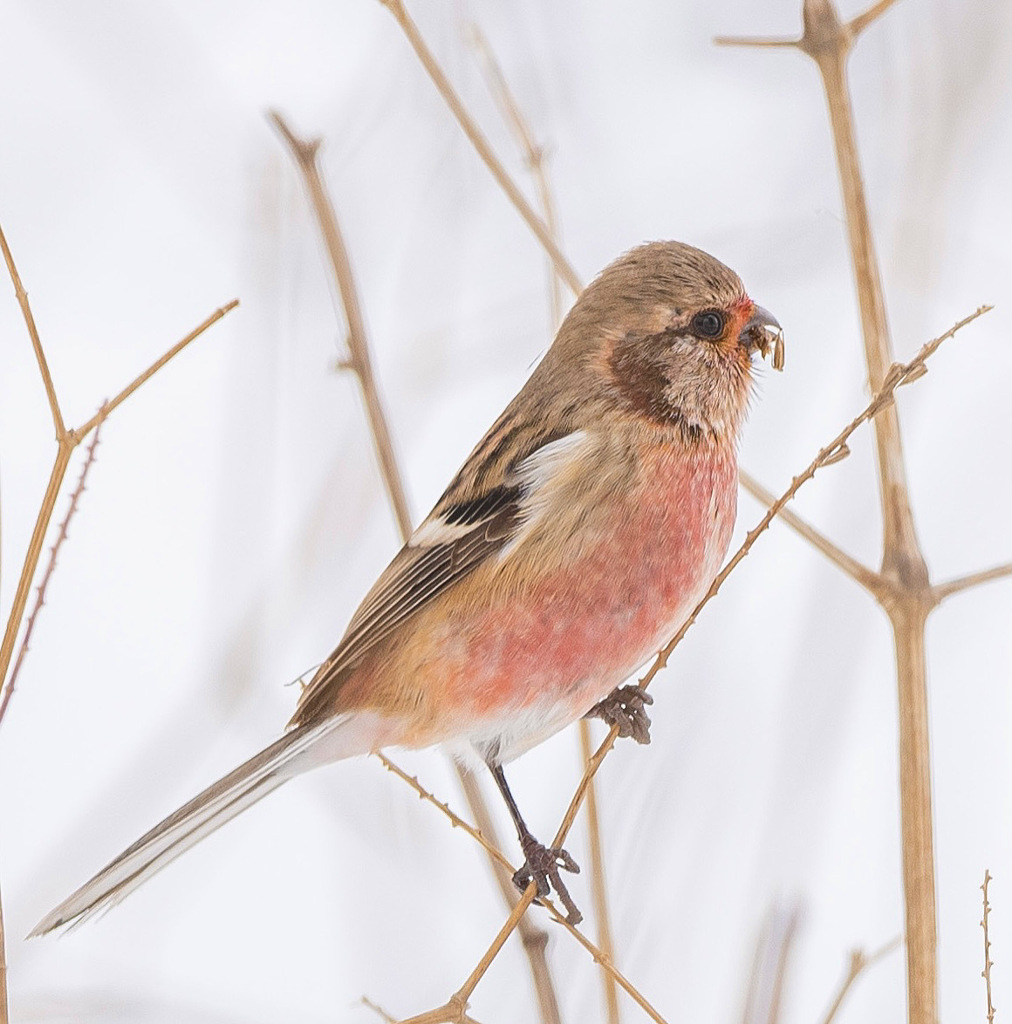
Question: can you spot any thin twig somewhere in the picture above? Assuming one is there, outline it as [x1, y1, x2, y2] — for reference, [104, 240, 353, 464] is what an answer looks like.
[738, 469, 879, 594]
[549, 306, 987, 858]
[377, 0, 581, 297]
[465, 22, 566, 328]
[363, 996, 398, 1023]
[819, 936, 902, 1024]
[0, 221, 65, 439]
[0, 414, 105, 726]
[379, 755, 669, 1024]
[269, 112, 562, 1024]
[982, 870, 996, 1024]
[933, 563, 1012, 603]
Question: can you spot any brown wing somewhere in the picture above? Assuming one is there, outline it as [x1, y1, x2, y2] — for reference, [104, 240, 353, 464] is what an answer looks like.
[290, 482, 523, 725]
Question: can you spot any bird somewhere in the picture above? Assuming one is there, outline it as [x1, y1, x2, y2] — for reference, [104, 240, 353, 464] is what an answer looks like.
[33, 240, 782, 934]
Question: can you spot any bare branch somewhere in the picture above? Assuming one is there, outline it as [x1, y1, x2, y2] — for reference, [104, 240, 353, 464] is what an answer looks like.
[465, 22, 565, 328]
[820, 936, 902, 1024]
[378, 0, 582, 297]
[933, 563, 1012, 603]
[982, 871, 996, 1024]
[739, 468, 880, 594]
[0, 413, 105, 728]
[848, 0, 902, 38]
[0, 220, 65, 439]
[75, 300, 239, 442]
[714, 36, 798, 48]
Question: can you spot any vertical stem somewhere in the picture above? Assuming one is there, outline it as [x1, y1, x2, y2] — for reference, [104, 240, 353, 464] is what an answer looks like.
[0, 876, 7, 1024]
[798, 4, 936, 1019]
[579, 721, 620, 1024]
[804, 3, 925, 577]
[890, 600, 936, 1024]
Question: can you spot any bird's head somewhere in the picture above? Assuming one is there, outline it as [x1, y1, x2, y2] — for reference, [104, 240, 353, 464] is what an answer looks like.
[557, 241, 782, 444]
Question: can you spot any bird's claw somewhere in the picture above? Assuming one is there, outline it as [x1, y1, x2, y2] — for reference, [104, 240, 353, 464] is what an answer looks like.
[513, 834, 583, 925]
[586, 684, 654, 744]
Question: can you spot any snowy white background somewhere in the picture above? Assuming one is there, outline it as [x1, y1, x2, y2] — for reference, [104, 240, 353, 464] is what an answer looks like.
[1, 1, 1010, 1021]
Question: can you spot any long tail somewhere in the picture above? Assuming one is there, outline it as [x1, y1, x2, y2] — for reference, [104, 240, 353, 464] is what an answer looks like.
[32, 716, 364, 935]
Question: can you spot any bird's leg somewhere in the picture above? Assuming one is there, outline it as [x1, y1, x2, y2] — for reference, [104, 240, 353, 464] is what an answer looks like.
[585, 684, 654, 744]
[488, 762, 583, 924]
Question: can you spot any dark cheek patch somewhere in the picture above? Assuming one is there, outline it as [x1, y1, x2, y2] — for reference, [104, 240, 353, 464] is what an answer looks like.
[609, 329, 679, 423]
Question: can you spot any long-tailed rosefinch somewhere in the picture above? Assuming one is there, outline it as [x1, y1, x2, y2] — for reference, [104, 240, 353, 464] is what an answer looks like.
[34, 240, 781, 933]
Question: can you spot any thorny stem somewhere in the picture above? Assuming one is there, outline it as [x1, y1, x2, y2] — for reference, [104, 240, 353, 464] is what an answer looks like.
[378, 0, 582, 297]
[738, 469, 879, 594]
[981, 871, 996, 1024]
[269, 112, 562, 1024]
[0, 416, 105, 727]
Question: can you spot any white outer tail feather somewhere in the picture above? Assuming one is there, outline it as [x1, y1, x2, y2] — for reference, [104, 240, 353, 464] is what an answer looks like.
[31, 714, 375, 936]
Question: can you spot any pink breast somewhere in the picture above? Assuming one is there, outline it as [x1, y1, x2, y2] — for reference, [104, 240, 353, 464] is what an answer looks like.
[440, 445, 738, 724]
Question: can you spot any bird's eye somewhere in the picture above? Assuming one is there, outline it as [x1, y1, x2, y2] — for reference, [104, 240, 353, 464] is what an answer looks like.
[691, 310, 725, 338]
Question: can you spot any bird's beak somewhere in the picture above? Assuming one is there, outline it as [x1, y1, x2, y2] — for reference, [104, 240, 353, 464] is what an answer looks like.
[739, 304, 785, 371]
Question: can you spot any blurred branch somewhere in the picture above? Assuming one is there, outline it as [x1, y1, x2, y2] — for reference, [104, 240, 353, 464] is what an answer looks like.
[269, 111, 563, 1024]
[738, 469, 879, 594]
[268, 111, 412, 541]
[741, 901, 801, 1024]
[933, 563, 1012, 603]
[378, 0, 582, 297]
[981, 870, 996, 1024]
[819, 936, 901, 1024]
[465, 22, 565, 329]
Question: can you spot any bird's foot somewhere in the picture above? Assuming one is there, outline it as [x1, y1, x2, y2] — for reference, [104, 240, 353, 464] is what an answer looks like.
[513, 833, 583, 925]
[586, 684, 654, 744]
